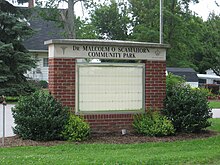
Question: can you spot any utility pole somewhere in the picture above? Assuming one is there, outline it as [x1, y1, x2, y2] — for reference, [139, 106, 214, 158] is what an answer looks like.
[160, 0, 163, 44]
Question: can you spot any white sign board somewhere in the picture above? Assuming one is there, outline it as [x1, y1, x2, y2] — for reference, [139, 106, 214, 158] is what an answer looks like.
[46, 39, 168, 61]
[77, 64, 144, 112]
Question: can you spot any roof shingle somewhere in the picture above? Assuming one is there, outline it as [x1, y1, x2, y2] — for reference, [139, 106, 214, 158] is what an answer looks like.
[23, 12, 64, 51]
[167, 67, 198, 82]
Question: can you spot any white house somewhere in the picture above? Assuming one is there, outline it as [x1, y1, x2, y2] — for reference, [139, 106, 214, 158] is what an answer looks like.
[197, 69, 220, 85]
[23, 8, 89, 82]
[166, 67, 199, 87]
[25, 52, 49, 81]
[23, 11, 64, 82]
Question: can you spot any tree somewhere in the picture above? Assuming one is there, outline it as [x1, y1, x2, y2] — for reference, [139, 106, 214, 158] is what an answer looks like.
[128, 0, 204, 69]
[90, 0, 130, 40]
[128, 0, 160, 42]
[0, 0, 36, 96]
[199, 13, 220, 75]
[33, 0, 93, 39]
[75, 17, 98, 39]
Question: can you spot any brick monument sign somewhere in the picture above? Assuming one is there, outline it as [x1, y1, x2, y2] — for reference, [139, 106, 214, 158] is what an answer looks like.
[45, 39, 169, 133]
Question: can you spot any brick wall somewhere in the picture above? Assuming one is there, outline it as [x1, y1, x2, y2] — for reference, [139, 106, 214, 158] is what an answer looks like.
[145, 61, 166, 110]
[48, 58, 76, 109]
[49, 59, 166, 133]
[83, 114, 134, 133]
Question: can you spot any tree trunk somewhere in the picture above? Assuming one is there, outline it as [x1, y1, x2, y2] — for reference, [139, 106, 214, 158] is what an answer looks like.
[67, 0, 76, 39]
[28, 0, 34, 8]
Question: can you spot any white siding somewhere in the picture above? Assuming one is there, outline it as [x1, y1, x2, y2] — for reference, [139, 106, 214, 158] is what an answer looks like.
[206, 69, 215, 84]
[25, 52, 48, 81]
[185, 82, 198, 88]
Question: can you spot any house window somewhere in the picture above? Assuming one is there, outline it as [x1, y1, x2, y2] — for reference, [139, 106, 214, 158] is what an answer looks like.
[43, 58, 48, 67]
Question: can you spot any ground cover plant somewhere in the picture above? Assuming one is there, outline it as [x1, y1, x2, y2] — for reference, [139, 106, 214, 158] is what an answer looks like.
[0, 118, 219, 165]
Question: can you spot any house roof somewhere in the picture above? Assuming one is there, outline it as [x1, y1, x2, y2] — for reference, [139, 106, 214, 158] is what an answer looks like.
[197, 74, 220, 80]
[23, 10, 64, 51]
[166, 67, 198, 82]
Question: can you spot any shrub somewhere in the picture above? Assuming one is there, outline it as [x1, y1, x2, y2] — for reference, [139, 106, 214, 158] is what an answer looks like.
[133, 111, 175, 137]
[62, 114, 90, 141]
[163, 83, 212, 133]
[166, 73, 185, 89]
[12, 91, 69, 141]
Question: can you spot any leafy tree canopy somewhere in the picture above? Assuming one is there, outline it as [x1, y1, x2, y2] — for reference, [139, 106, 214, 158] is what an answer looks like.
[90, 0, 130, 40]
[128, 0, 206, 70]
[197, 13, 220, 75]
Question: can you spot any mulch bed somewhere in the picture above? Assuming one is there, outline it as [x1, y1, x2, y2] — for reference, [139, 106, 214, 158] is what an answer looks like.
[0, 130, 218, 148]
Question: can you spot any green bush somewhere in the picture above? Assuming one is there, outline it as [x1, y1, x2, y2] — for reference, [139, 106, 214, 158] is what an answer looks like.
[62, 114, 90, 141]
[166, 73, 185, 89]
[133, 111, 175, 137]
[12, 91, 69, 141]
[163, 80, 212, 133]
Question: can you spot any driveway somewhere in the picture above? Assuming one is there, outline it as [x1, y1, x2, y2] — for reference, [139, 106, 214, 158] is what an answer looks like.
[212, 109, 220, 118]
[1, 104, 220, 138]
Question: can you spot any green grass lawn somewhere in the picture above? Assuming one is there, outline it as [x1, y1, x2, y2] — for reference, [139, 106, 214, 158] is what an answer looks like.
[208, 118, 220, 132]
[209, 101, 220, 108]
[0, 119, 220, 165]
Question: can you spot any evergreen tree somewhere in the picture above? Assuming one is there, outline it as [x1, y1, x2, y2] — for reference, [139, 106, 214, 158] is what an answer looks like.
[0, 0, 36, 96]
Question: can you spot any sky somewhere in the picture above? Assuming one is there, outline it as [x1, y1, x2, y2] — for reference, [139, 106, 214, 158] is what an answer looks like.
[189, 0, 220, 20]
[8, 0, 220, 21]
[74, 0, 220, 20]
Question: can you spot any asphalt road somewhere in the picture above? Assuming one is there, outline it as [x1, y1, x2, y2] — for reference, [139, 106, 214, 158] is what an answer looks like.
[1, 104, 220, 138]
